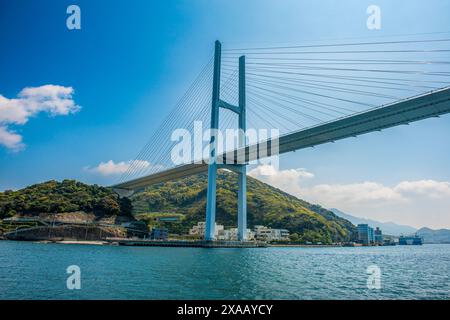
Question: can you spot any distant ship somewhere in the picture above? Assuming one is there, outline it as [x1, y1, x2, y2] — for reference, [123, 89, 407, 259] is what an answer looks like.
[399, 235, 423, 245]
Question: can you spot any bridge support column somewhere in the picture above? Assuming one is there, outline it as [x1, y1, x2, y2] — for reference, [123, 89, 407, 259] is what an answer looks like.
[205, 41, 221, 241]
[237, 168, 247, 241]
[237, 56, 247, 241]
[205, 41, 247, 242]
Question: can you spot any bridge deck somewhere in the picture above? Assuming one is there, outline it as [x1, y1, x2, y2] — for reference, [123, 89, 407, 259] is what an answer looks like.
[112, 87, 450, 191]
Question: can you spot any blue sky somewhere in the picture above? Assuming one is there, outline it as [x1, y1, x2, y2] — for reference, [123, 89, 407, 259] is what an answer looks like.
[1, 0, 450, 228]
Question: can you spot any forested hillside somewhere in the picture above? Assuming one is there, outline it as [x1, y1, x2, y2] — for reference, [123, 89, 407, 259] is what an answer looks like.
[0, 173, 356, 243]
[131, 170, 356, 243]
[0, 180, 133, 219]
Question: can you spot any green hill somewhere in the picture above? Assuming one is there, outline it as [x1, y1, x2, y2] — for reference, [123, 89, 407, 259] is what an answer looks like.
[131, 170, 356, 243]
[0, 173, 356, 243]
[0, 180, 133, 219]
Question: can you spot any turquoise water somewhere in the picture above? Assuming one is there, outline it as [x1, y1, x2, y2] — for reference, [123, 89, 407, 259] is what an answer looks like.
[0, 241, 449, 300]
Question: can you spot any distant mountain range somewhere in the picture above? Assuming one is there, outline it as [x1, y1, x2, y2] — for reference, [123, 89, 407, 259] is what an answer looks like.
[416, 227, 450, 244]
[329, 208, 417, 236]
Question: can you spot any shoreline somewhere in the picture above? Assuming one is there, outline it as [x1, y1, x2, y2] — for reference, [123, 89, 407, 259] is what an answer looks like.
[48, 240, 108, 245]
[0, 238, 347, 248]
[1, 238, 445, 247]
[270, 244, 344, 248]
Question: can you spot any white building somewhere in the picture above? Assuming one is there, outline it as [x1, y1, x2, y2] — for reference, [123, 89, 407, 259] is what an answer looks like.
[254, 225, 272, 241]
[217, 228, 255, 241]
[189, 222, 224, 238]
[254, 225, 290, 241]
[217, 228, 237, 241]
[189, 222, 287, 241]
[271, 229, 290, 241]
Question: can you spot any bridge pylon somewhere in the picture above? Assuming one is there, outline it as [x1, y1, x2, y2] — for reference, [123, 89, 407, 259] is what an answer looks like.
[205, 40, 247, 241]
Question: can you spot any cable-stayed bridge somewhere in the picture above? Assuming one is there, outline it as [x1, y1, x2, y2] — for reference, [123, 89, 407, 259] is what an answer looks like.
[112, 35, 450, 241]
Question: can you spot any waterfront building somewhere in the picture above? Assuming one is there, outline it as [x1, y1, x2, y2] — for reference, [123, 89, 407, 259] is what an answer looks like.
[254, 225, 272, 241]
[189, 222, 285, 241]
[189, 222, 224, 239]
[217, 228, 237, 241]
[399, 235, 423, 245]
[254, 225, 290, 241]
[357, 224, 375, 245]
[217, 228, 255, 241]
[369, 227, 374, 244]
[271, 229, 290, 241]
[150, 228, 168, 241]
[374, 227, 383, 244]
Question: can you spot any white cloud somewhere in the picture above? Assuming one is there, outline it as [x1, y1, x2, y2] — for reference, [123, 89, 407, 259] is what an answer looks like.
[249, 165, 450, 205]
[249, 164, 314, 195]
[84, 160, 153, 176]
[250, 164, 314, 179]
[249, 165, 450, 228]
[394, 180, 450, 199]
[304, 182, 406, 206]
[0, 126, 24, 151]
[304, 180, 450, 206]
[0, 85, 80, 150]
